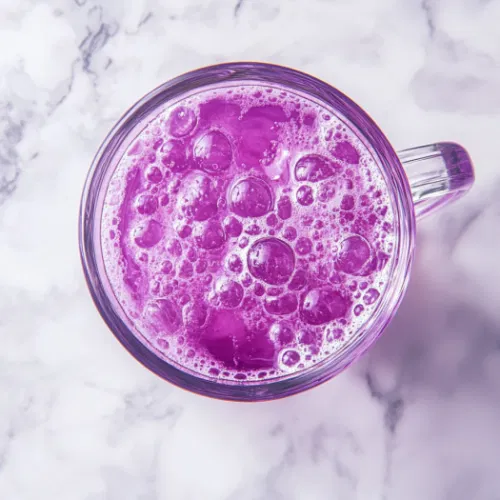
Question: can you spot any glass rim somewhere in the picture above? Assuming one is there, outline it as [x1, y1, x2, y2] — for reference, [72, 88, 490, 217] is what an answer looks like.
[79, 61, 415, 401]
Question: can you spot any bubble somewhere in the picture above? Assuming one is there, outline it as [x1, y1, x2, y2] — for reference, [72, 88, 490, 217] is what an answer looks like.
[265, 293, 298, 315]
[336, 235, 372, 275]
[247, 224, 262, 236]
[298, 329, 316, 345]
[239, 236, 249, 248]
[266, 214, 278, 227]
[318, 181, 336, 202]
[157, 338, 170, 350]
[145, 298, 182, 333]
[241, 273, 253, 288]
[332, 141, 360, 165]
[145, 165, 163, 183]
[279, 349, 301, 368]
[162, 260, 173, 274]
[326, 327, 344, 342]
[176, 224, 192, 238]
[227, 254, 243, 273]
[269, 322, 294, 345]
[341, 195, 355, 211]
[296, 185, 314, 206]
[303, 113, 315, 126]
[168, 106, 197, 137]
[283, 226, 297, 241]
[229, 177, 273, 217]
[196, 259, 208, 273]
[216, 279, 244, 308]
[295, 237, 312, 255]
[161, 139, 191, 173]
[194, 130, 232, 174]
[153, 138, 164, 150]
[294, 154, 339, 182]
[177, 173, 218, 221]
[354, 304, 364, 316]
[167, 239, 182, 257]
[185, 247, 197, 262]
[179, 260, 194, 278]
[150, 281, 160, 294]
[363, 288, 380, 305]
[223, 216, 243, 238]
[254, 283, 265, 296]
[300, 286, 351, 325]
[179, 294, 191, 305]
[277, 196, 292, 220]
[194, 221, 226, 250]
[267, 286, 283, 297]
[133, 220, 163, 248]
[128, 141, 143, 156]
[247, 238, 295, 285]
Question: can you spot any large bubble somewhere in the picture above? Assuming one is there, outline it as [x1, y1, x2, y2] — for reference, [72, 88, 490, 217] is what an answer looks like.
[247, 237, 295, 285]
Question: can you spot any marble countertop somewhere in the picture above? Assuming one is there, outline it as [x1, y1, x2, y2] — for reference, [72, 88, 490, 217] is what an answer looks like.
[1, 0, 499, 499]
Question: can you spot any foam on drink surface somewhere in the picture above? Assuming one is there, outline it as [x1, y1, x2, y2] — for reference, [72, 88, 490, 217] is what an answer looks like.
[101, 84, 395, 382]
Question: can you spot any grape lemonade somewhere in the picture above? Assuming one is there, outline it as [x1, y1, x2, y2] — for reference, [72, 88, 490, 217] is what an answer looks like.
[101, 83, 395, 383]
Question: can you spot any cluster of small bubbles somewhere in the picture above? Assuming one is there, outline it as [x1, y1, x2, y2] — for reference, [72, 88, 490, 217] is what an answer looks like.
[101, 82, 395, 384]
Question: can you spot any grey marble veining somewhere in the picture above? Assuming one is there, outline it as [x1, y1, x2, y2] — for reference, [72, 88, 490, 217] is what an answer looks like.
[1, 0, 499, 499]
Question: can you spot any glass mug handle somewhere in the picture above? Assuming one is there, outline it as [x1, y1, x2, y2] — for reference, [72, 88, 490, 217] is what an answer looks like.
[397, 142, 474, 219]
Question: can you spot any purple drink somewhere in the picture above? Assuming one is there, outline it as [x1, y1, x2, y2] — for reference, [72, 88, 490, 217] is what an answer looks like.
[101, 83, 395, 383]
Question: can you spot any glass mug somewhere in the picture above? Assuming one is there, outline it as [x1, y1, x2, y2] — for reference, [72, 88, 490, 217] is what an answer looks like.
[79, 63, 474, 401]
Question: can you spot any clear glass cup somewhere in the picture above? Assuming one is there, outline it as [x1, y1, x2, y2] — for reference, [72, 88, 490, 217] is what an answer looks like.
[79, 63, 474, 401]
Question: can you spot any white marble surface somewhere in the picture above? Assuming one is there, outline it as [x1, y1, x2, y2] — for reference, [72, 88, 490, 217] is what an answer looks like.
[0, 0, 499, 498]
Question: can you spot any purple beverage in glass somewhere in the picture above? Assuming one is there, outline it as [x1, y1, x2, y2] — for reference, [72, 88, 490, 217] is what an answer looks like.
[80, 63, 474, 400]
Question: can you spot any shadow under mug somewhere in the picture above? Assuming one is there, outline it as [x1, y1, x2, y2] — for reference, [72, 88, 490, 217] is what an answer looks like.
[79, 63, 475, 401]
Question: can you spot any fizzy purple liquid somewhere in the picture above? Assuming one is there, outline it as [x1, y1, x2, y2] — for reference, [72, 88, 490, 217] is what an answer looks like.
[102, 83, 395, 382]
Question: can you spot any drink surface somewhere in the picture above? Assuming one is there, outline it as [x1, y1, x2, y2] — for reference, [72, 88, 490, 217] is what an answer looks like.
[101, 83, 395, 383]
